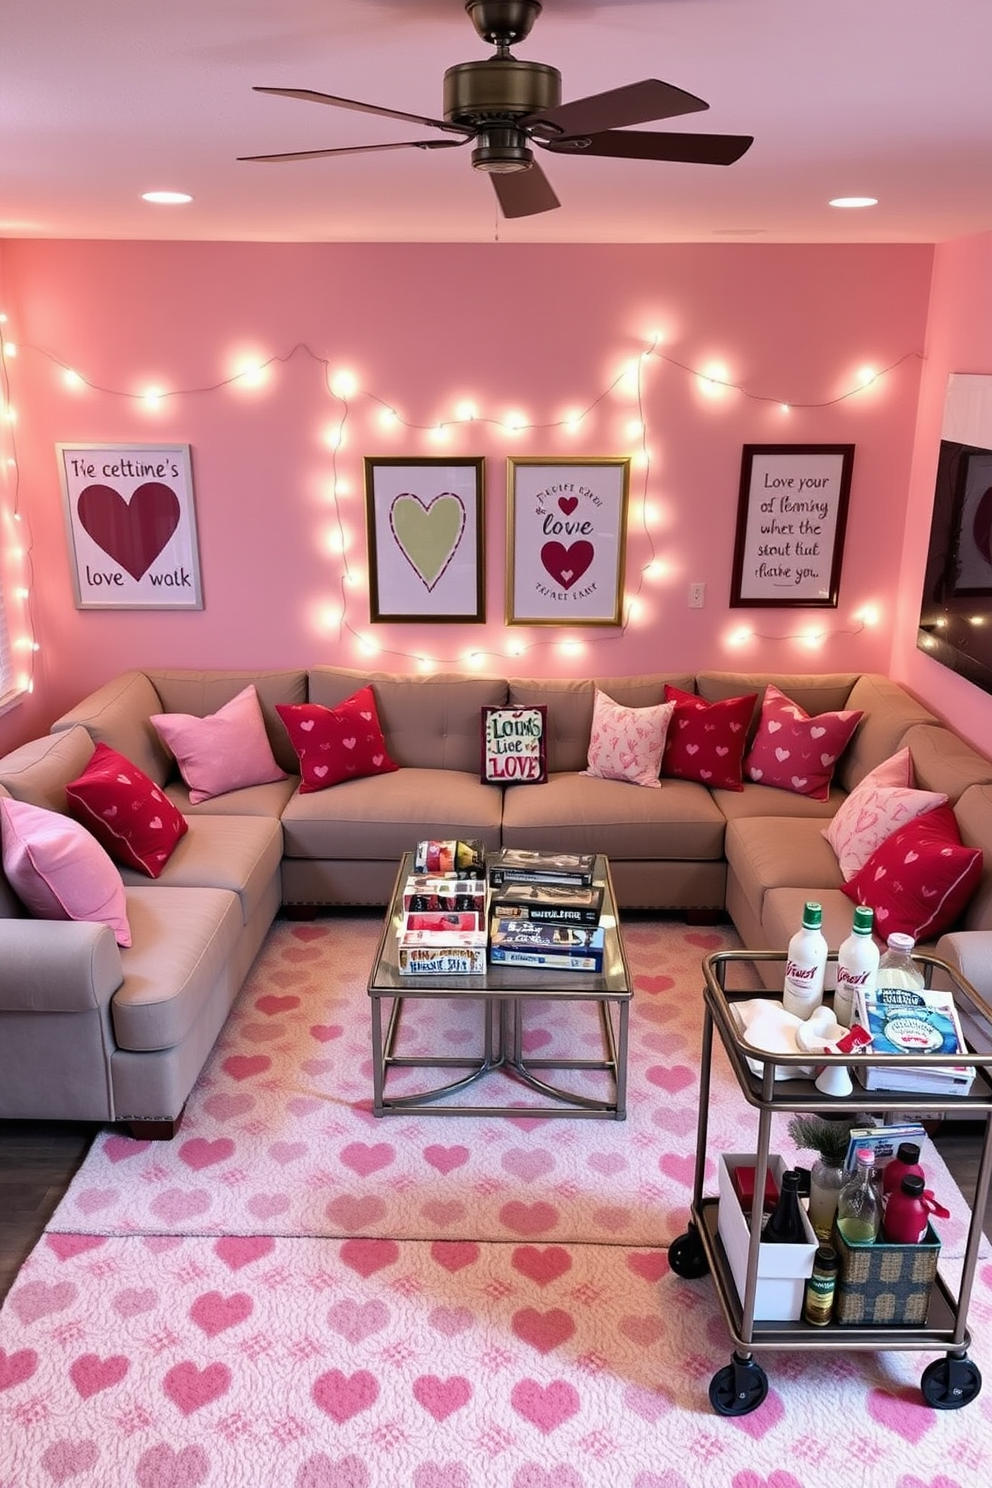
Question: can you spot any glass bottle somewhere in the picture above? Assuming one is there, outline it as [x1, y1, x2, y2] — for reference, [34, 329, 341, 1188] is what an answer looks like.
[834, 905, 879, 1028]
[782, 901, 827, 1020]
[762, 1169, 807, 1244]
[808, 1156, 846, 1242]
[802, 1243, 839, 1326]
[836, 1146, 881, 1245]
[876, 933, 925, 995]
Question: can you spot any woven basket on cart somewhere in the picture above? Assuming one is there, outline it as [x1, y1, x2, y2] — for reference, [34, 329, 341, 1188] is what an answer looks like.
[832, 1222, 941, 1325]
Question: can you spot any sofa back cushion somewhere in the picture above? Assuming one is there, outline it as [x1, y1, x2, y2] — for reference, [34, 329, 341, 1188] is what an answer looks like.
[695, 671, 858, 727]
[149, 669, 308, 776]
[50, 670, 170, 786]
[955, 783, 992, 931]
[835, 674, 938, 791]
[0, 727, 97, 814]
[307, 667, 507, 773]
[901, 723, 992, 802]
[507, 674, 693, 774]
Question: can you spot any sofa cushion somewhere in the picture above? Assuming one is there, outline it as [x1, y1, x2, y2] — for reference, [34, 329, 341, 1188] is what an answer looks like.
[835, 675, 938, 791]
[148, 669, 308, 775]
[151, 685, 288, 803]
[277, 688, 399, 792]
[900, 723, 992, 801]
[66, 743, 188, 877]
[582, 689, 674, 788]
[507, 674, 694, 774]
[955, 783, 992, 930]
[743, 683, 862, 800]
[822, 748, 946, 881]
[0, 726, 97, 814]
[725, 815, 844, 930]
[115, 815, 283, 927]
[0, 796, 131, 946]
[111, 886, 243, 1051]
[695, 671, 858, 725]
[50, 671, 172, 786]
[308, 668, 507, 774]
[662, 685, 756, 790]
[280, 767, 503, 861]
[713, 781, 844, 822]
[842, 804, 984, 943]
[501, 772, 726, 860]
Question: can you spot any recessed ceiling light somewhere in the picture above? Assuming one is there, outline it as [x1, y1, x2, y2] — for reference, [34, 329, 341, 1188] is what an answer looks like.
[829, 196, 878, 209]
[141, 191, 193, 205]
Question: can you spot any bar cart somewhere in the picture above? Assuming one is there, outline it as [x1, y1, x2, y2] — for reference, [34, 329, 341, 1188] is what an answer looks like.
[668, 949, 992, 1416]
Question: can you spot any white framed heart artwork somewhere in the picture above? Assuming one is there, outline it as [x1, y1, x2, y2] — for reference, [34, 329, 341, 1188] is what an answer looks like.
[57, 443, 203, 610]
[507, 457, 630, 626]
[363, 457, 485, 623]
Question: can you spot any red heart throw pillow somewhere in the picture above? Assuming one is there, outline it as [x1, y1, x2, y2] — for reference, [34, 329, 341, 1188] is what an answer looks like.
[66, 743, 188, 878]
[661, 685, 756, 791]
[841, 804, 983, 942]
[277, 686, 399, 793]
[743, 683, 862, 800]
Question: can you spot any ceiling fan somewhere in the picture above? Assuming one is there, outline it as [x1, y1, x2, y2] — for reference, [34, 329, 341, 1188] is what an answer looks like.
[239, 0, 753, 219]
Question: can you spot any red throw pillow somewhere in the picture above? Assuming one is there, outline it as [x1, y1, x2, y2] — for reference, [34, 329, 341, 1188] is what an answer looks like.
[842, 804, 983, 942]
[661, 685, 757, 791]
[65, 743, 188, 879]
[276, 686, 399, 793]
[743, 683, 862, 800]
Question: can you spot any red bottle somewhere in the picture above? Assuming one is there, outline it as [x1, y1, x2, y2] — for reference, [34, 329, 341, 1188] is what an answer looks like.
[883, 1175, 930, 1244]
[882, 1142, 925, 1196]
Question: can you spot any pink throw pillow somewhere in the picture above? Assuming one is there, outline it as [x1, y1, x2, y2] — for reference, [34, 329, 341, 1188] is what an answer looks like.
[822, 747, 946, 880]
[661, 685, 757, 791]
[0, 796, 131, 946]
[582, 689, 675, 789]
[276, 686, 399, 793]
[66, 743, 188, 879]
[841, 804, 983, 942]
[743, 683, 862, 801]
[151, 685, 287, 804]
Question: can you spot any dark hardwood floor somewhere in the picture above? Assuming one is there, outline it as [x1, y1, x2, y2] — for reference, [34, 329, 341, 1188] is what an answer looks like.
[1, 1116, 990, 1304]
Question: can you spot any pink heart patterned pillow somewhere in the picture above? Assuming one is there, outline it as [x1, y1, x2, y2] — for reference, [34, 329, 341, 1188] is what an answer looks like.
[743, 683, 862, 801]
[823, 747, 946, 880]
[582, 689, 675, 789]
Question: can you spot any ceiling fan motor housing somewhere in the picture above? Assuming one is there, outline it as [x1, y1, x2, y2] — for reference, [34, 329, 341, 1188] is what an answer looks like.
[444, 58, 561, 172]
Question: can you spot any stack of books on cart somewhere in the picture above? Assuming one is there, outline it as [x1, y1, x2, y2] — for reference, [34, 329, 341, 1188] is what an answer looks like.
[397, 839, 488, 974]
[487, 850, 605, 972]
[853, 983, 976, 1095]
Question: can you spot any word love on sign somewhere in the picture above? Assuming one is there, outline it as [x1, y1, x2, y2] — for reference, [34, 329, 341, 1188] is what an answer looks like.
[480, 706, 548, 785]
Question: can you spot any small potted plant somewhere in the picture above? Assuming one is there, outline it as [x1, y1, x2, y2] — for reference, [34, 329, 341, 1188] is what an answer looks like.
[788, 1114, 856, 1242]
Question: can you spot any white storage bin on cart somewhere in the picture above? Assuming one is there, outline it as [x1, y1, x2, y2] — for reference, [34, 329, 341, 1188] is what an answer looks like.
[717, 1153, 818, 1321]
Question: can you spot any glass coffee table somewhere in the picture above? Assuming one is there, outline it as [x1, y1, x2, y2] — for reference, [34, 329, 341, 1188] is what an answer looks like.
[367, 852, 632, 1118]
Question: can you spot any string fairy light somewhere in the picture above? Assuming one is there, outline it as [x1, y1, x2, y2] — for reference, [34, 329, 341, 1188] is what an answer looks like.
[1, 330, 917, 677]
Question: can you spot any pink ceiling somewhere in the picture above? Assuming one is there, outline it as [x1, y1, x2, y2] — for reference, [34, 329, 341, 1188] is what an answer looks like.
[3, 0, 992, 245]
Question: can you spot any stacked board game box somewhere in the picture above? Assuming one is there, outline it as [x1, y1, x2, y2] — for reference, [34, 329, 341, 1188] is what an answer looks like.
[397, 866, 488, 974]
[853, 984, 976, 1095]
[487, 849, 596, 889]
[489, 918, 606, 973]
[489, 880, 604, 928]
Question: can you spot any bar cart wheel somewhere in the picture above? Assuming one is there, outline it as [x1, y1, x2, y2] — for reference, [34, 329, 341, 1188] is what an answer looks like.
[708, 1351, 769, 1416]
[668, 1223, 710, 1279]
[920, 1354, 983, 1409]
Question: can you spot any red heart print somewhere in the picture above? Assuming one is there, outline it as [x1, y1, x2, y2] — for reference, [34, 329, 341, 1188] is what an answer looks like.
[255, 994, 300, 1015]
[339, 1238, 400, 1277]
[69, 1352, 130, 1399]
[430, 1240, 481, 1272]
[423, 1144, 470, 1175]
[0, 1347, 38, 1391]
[510, 1378, 580, 1433]
[179, 1137, 235, 1171]
[540, 540, 594, 591]
[557, 496, 578, 515]
[296, 1457, 369, 1488]
[500, 1200, 561, 1236]
[626, 1251, 670, 1283]
[213, 1235, 275, 1271]
[221, 1054, 271, 1081]
[412, 1374, 473, 1421]
[511, 1245, 573, 1286]
[511, 1307, 576, 1353]
[41, 1440, 100, 1482]
[867, 1386, 936, 1444]
[339, 1141, 395, 1177]
[102, 1135, 152, 1163]
[326, 1195, 388, 1230]
[189, 1290, 253, 1337]
[45, 1234, 107, 1261]
[645, 1065, 696, 1094]
[162, 1360, 232, 1415]
[635, 974, 675, 995]
[311, 1368, 379, 1423]
[76, 482, 181, 580]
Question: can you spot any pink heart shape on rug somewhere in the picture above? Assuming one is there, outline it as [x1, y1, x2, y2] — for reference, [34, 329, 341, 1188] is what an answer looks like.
[420, 1200, 467, 1228]
[69, 1351, 130, 1399]
[650, 1107, 697, 1137]
[268, 970, 307, 988]
[626, 1251, 668, 1283]
[646, 1065, 695, 1094]
[587, 1152, 628, 1176]
[40, 1439, 100, 1484]
[162, 1360, 232, 1416]
[431, 1240, 480, 1273]
[143, 1235, 183, 1253]
[291, 924, 328, 942]
[113, 1287, 158, 1318]
[136, 1444, 210, 1488]
[522, 1027, 553, 1053]
[511, 1246, 573, 1287]
[300, 1057, 336, 1076]
[340, 1238, 400, 1277]
[635, 975, 676, 995]
[512, 1307, 576, 1354]
[592, 1205, 632, 1234]
[622, 1380, 674, 1423]
[310, 1024, 345, 1043]
[269, 1140, 309, 1166]
[45, 1234, 107, 1262]
[283, 946, 321, 963]
[510, 1378, 581, 1433]
[327, 1299, 390, 1343]
[74, 1187, 119, 1215]
[326, 1195, 388, 1230]
[619, 1315, 665, 1347]
[503, 1148, 556, 1183]
[214, 1235, 275, 1271]
[287, 1096, 323, 1117]
[413, 1374, 473, 1422]
[297, 1456, 370, 1488]
[658, 1154, 697, 1187]
[151, 1188, 212, 1224]
[423, 1144, 470, 1175]
[637, 999, 682, 1026]
[642, 1032, 690, 1056]
[726, 1386, 785, 1440]
[179, 1137, 236, 1171]
[241, 1021, 285, 1044]
[507, 1115, 548, 1131]
[255, 994, 302, 1015]
[312, 1368, 380, 1423]
[222, 1054, 272, 1082]
[428, 1304, 475, 1337]
[102, 1135, 151, 1164]
[500, 1200, 561, 1237]
[684, 932, 724, 950]
[190, 1290, 254, 1338]
[247, 1192, 291, 1220]
[202, 1092, 255, 1121]
[339, 1142, 396, 1177]
[867, 1386, 936, 1444]
[0, 1346, 38, 1391]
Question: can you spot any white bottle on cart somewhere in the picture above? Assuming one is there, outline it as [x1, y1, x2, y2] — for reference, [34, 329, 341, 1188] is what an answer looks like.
[834, 905, 880, 1028]
[782, 901, 828, 1020]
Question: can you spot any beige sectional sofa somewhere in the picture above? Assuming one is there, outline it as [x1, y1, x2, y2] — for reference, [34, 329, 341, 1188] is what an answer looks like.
[2, 663, 992, 1137]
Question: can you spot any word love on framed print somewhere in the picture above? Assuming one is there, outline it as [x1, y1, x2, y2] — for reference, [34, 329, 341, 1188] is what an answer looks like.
[57, 444, 203, 609]
[730, 444, 855, 608]
[364, 457, 485, 623]
[507, 457, 630, 625]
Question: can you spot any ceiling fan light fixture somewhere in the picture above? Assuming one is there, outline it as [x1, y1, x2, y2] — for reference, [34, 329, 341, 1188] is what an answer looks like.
[471, 128, 533, 174]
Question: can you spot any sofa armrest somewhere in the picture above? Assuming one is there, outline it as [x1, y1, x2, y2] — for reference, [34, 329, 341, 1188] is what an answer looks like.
[934, 931, 992, 1054]
[0, 919, 123, 1013]
[49, 670, 170, 784]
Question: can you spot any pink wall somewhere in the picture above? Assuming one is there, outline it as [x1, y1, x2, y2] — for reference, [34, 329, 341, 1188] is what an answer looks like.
[892, 230, 992, 753]
[0, 240, 932, 753]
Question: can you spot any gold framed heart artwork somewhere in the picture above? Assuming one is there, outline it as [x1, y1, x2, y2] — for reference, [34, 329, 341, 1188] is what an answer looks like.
[363, 457, 485, 623]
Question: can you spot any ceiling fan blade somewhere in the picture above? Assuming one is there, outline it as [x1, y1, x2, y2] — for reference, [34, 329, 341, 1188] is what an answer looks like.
[526, 79, 708, 139]
[490, 163, 561, 218]
[239, 139, 467, 163]
[540, 129, 753, 166]
[253, 86, 470, 138]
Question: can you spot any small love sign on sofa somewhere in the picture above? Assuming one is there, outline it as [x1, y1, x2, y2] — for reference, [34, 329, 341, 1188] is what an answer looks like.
[481, 706, 547, 785]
